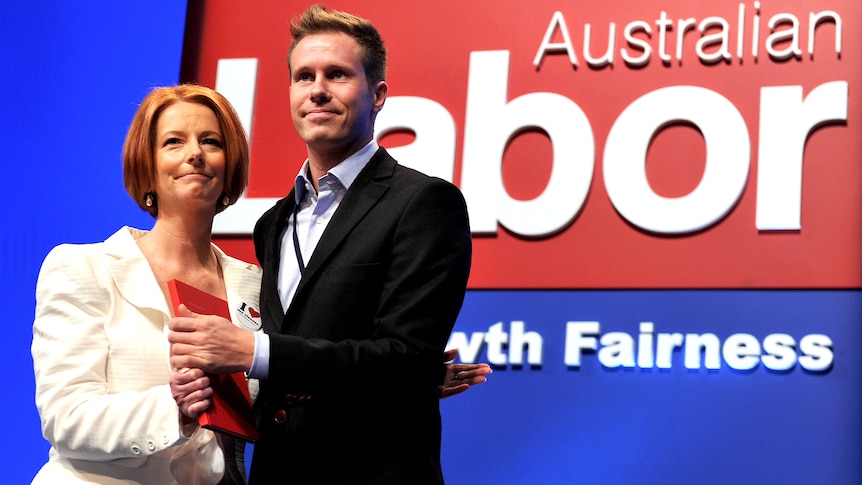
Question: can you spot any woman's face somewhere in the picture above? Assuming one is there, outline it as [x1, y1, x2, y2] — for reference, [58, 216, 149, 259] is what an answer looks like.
[152, 101, 226, 217]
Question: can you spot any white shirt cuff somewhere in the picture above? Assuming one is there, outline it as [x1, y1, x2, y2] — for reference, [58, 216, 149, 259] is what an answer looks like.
[248, 331, 270, 379]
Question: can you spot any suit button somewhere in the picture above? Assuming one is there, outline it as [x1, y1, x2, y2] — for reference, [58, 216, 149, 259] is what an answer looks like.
[274, 409, 287, 424]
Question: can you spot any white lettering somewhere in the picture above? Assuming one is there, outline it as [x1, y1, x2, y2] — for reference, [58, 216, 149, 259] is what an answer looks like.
[684, 333, 722, 370]
[675, 17, 697, 63]
[212, 58, 277, 235]
[696, 17, 732, 64]
[752, 1, 762, 59]
[656, 332, 685, 369]
[761, 333, 797, 371]
[583, 22, 615, 68]
[461, 50, 594, 236]
[564, 322, 600, 366]
[637, 322, 655, 368]
[447, 321, 545, 366]
[603, 85, 750, 233]
[598, 331, 636, 368]
[722, 333, 761, 370]
[621, 21, 652, 67]
[533, 11, 578, 68]
[765, 13, 801, 60]
[445, 330, 487, 364]
[808, 11, 842, 58]
[375, 96, 457, 182]
[755, 81, 848, 230]
[508, 321, 544, 366]
[484, 322, 510, 366]
[452, 321, 832, 373]
[537, 4, 841, 68]
[798, 334, 834, 372]
[656, 11, 673, 63]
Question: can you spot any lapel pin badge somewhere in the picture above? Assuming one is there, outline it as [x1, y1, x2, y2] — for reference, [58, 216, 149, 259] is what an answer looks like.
[236, 302, 263, 331]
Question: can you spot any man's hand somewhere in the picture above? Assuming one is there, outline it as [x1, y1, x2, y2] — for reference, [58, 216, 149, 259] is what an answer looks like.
[439, 348, 492, 399]
[168, 304, 255, 374]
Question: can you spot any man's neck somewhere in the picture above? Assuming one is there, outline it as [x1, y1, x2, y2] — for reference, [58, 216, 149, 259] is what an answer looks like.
[306, 137, 372, 192]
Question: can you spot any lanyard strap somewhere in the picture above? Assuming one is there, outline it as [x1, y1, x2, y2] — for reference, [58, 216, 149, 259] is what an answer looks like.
[292, 204, 305, 274]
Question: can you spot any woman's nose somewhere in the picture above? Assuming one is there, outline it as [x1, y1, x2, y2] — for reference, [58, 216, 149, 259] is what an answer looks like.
[186, 141, 204, 165]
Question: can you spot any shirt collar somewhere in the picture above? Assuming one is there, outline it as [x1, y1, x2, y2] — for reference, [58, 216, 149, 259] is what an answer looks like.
[294, 140, 378, 204]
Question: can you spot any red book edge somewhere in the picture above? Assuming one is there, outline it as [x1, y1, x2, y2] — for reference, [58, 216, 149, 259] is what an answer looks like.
[167, 279, 259, 442]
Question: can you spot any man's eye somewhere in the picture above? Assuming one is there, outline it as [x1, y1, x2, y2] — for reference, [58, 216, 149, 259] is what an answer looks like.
[331, 71, 345, 79]
[297, 73, 312, 82]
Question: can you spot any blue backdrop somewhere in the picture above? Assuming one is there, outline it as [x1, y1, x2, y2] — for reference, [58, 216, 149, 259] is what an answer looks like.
[442, 290, 861, 484]
[2, 3, 187, 482]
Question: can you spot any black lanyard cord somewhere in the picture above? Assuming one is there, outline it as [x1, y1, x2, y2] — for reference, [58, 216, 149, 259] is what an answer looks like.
[292, 204, 305, 274]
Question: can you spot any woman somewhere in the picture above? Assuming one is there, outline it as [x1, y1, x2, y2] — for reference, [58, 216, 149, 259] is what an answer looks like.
[31, 84, 490, 484]
[31, 84, 256, 484]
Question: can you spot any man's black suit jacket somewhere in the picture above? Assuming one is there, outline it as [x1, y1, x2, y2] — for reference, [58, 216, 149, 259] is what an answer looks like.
[248, 148, 472, 484]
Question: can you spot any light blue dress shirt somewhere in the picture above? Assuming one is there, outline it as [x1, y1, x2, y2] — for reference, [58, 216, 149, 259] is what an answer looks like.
[248, 140, 378, 379]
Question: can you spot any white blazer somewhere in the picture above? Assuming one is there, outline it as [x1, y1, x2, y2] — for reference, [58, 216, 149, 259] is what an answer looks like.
[31, 227, 262, 485]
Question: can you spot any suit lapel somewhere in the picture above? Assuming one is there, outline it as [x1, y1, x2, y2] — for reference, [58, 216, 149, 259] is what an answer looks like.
[261, 190, 296, 334]
[104, 227, 170, 318]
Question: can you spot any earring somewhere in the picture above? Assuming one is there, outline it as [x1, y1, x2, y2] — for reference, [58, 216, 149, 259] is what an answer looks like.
[145, 192, 154, 207]
[222, 194, 230, 206]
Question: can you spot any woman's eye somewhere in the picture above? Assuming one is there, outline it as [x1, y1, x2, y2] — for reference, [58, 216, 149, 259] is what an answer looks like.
[164, 137, 181, 146]
[202, 138, 223, 147]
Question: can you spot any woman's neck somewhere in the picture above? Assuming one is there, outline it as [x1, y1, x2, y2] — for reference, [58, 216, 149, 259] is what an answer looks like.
[137, 214, 225, 299]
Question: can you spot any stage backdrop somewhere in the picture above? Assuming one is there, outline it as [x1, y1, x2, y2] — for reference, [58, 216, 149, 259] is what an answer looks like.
[7, 1, 860, 484]
[3, 2, 188, 483]
[190, 1, 861, 484]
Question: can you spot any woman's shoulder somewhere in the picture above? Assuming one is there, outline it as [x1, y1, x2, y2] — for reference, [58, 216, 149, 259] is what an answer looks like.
[39, 226, 141, 278]
[43, 226, 127, 258]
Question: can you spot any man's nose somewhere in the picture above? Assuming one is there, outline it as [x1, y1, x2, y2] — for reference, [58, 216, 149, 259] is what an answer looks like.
[310, 78, 331, 103]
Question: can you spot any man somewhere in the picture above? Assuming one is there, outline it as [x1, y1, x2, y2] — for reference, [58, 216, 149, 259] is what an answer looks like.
[169, 5, 473, 484]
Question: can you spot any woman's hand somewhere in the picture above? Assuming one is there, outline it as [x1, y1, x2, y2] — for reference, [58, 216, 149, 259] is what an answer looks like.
[439, 348, 492, 399]
[169, 367, 213, 420]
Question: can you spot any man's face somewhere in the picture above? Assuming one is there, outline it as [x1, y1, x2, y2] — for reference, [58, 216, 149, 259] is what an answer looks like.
[289, 31, 386, 160]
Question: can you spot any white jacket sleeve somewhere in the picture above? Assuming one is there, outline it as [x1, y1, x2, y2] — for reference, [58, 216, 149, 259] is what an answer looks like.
[31, 243, 189, 462]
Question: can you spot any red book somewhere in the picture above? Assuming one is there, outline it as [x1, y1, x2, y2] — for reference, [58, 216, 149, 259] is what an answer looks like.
[167, 279, 259, 442]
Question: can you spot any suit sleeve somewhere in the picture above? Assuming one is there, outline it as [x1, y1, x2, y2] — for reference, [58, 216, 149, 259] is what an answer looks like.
[266, 176, 472, 397]
[31, 244, 188, 462]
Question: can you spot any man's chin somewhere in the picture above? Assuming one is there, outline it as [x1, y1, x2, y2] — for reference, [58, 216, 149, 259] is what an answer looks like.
[299, 127, 339, 144]
[303, 128, 353, 145]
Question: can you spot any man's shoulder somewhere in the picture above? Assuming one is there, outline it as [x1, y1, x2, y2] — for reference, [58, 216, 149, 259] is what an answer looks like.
[391, 163, 462, 194]
[254, 193, 293, 237]
[377, 152, 454, 189]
